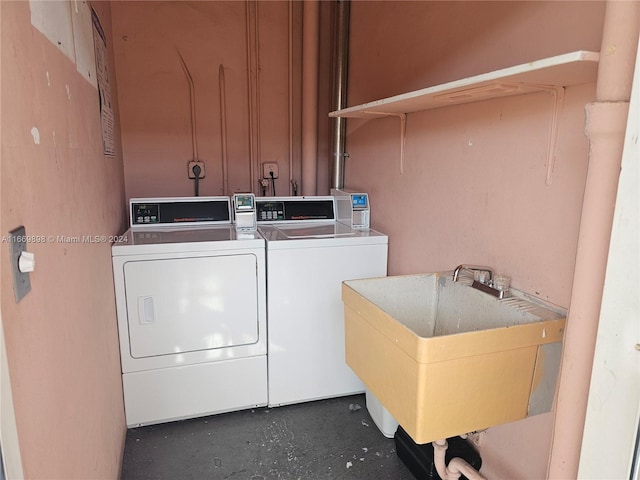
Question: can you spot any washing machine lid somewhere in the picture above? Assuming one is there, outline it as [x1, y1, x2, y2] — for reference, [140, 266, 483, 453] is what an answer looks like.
[129, 226, 238, 244]
[255, 196, 387, 246]
[272, 222, 356, 239]
[112, 226, 264, 256]
[259, 224, 387, 247]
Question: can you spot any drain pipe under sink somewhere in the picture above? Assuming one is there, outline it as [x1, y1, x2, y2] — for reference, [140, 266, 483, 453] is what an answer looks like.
[433, 439, 488, 480]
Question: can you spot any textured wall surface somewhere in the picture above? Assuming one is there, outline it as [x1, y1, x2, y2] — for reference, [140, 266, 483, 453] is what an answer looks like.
[344, 2, 605, 478]
[1, 1, 127, 477]
[112, 1, 302, 200]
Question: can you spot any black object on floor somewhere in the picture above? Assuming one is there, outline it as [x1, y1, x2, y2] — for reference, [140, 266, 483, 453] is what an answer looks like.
[394, 426, 482, 480]
[121, 394, 415, 479]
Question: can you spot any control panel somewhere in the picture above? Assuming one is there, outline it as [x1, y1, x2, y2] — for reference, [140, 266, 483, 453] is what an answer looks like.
[255, 198, 336, 223]
[130, 197, 231, 227]
[351, 194, 368, 209]
[233, 193, 257, 231]
[132, 203, 160, 225]
[331, 189, 370, 229]
[256, 201, 285, 222]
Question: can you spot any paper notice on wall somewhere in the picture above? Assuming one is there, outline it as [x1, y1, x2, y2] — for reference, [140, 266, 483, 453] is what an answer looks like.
[91, 7, 115, 157]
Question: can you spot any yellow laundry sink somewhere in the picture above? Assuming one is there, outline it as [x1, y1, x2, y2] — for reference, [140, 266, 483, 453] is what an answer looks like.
[342, 273, 566, 444]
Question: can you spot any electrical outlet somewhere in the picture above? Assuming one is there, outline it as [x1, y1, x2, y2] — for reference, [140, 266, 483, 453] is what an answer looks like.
[262, 162, 279, 179]
[188, 161, 205, 179]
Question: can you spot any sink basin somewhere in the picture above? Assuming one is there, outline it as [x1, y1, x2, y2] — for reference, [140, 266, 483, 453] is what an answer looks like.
[342, 272, 566, 443]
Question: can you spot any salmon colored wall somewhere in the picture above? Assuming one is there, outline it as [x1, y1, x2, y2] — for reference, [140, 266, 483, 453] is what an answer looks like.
[111, 1, 300, 200]
[344, 2, 605, 479]
[348, 1, 604, 106]
[1, 1, 126, 478]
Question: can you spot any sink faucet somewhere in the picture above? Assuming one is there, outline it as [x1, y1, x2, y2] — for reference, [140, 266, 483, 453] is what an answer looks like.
[452, 264, 494, 283]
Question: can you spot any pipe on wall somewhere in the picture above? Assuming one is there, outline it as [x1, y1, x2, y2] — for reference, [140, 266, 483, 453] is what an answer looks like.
[177, 50, 198, 162]
[288, 0, 295, 195]
[245, 0, 261, 194]
[219, 65, 229, 196]
[301, 0, 320, 196]
[330, 0, 350, 190]
[547, 2, 640, 478]
[253, 2, 262, 194]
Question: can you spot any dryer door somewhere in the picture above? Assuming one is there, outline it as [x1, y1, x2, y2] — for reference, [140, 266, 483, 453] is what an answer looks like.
[123, 253, 259, 358]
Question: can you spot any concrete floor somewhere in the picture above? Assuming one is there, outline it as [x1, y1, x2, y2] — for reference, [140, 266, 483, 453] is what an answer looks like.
[120, 394, 416, 479]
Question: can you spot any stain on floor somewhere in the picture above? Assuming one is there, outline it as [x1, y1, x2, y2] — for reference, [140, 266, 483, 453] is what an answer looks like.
[121, 394, 415, 479]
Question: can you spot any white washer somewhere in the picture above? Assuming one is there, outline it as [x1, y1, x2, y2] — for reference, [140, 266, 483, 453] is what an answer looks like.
[257, 196, 388, 407]
[112, 197, 267, 427]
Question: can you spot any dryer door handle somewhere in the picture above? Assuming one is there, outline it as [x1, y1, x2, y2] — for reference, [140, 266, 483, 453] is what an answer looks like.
[138, 296, 155, 325]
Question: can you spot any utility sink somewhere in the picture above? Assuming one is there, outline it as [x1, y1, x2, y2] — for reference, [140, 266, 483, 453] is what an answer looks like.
[342, 272, 566, 444]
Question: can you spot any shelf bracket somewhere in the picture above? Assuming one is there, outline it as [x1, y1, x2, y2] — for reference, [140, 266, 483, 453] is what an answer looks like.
[357, 82, 564, 183]
[545, 86, 565, 186]
[392, 113, 407, 174]
[363, 111, 407, 174]
[520, 83, 566, 185]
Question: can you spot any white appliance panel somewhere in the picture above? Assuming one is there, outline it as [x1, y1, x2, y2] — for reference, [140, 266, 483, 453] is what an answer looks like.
[258, 224, 386, 247]
[122, 356, 267, 427]
[124, 254, 259, 359]
[112, 200, 268, 428]
[111, 227, 264, 256]
[267, 242, 388, 406]
[113, 246, 267, 374]
[275, 223, 356, 239]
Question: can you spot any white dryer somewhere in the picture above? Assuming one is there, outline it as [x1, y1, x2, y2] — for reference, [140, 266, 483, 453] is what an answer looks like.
[112, 197, 267, 427]
[257, 196, 388, 407]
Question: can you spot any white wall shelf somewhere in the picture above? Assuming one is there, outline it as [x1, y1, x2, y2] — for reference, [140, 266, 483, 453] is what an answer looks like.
[329, 50, 599, 119]
[330, 50, 599, 184]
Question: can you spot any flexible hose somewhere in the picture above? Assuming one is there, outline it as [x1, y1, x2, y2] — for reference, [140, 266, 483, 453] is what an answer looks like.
[193, 164, 201, 197]
[270, 171, 276, 196]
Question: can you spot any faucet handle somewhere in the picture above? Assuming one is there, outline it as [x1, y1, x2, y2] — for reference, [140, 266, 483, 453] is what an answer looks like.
[474, 270, 491, 284]
[452, 264, 494, 283]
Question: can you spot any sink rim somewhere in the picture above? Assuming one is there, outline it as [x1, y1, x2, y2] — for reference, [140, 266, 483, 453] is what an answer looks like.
[342, 272, 567, 364]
